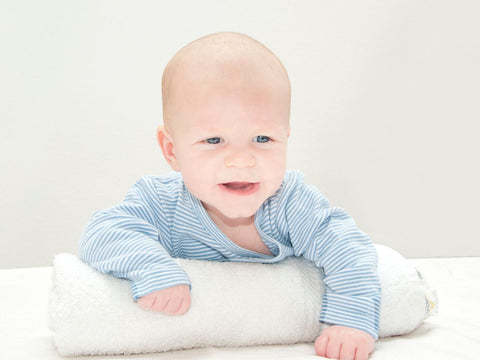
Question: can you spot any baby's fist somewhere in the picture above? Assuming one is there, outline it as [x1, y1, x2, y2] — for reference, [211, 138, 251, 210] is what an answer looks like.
[315, 325, 374, 360]
[137, 284, 191, 315]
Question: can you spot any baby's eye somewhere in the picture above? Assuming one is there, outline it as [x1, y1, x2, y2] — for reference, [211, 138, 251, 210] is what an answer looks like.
[254, 135, 271, 143]
[205, 137, 222, 144]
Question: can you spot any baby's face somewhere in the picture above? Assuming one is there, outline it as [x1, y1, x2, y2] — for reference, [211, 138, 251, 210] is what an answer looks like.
[161, 65, 290, 220]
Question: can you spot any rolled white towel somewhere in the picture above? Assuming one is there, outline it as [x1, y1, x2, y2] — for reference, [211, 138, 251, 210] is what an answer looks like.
[49, 244, 437, 356]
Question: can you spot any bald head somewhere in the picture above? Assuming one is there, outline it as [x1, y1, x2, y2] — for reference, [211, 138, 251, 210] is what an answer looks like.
[161, 32, 291, 129]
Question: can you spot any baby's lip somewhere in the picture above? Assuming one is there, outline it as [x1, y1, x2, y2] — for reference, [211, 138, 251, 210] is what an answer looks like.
[219, 182, 260, 194]
[220, 181, 258, 187]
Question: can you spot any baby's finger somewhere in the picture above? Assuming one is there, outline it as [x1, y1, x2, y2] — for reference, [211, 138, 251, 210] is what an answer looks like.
[339, 343, 356, 360]
[176, 294, 191, 315]
[314, 334, 328, 357]
[325, 338, 341, 360]
[151, 295, 169, 313]
[137, 296, 154, 310]
[163, 296, 184, 315]
[354, 345, 371, 360]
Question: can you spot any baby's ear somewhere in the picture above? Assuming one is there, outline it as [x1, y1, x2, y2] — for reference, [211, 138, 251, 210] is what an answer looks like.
[156, 125, 180, 171]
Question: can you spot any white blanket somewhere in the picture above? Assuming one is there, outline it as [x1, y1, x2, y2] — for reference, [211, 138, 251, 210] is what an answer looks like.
[49, 245, 437, 356]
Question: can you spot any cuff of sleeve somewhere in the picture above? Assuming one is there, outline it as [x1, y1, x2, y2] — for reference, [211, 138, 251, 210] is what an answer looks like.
[319, 292, 381, 340]
[131, 267, 191, 300]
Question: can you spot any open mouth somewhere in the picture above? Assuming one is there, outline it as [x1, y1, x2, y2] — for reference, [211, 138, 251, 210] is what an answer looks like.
[220, 182, 259, 194]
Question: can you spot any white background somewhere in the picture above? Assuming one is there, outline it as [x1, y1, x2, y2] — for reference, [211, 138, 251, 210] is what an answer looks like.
[1, 0, 479, 268]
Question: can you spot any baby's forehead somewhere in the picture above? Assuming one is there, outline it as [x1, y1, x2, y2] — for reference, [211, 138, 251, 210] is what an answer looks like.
[162, 33, 291, 130]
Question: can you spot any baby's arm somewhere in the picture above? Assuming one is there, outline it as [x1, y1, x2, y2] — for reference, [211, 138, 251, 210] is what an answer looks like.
[282, 173, 380, 358]
[79, 177, 191, 301]
[315, 326, 374, 360]
[138, 284, 191, 315]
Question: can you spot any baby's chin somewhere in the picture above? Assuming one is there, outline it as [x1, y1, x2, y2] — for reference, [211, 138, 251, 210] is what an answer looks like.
[204, 201, 261, 222]
[216, 206, 258, 220]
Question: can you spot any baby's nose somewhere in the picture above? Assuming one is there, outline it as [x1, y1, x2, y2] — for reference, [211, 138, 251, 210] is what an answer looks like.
[224, 152, 256, 168]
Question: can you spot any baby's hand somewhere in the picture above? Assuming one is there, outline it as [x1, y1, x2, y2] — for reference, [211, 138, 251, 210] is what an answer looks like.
[314, 325, 375, 360]
[137, 284, 191, 315]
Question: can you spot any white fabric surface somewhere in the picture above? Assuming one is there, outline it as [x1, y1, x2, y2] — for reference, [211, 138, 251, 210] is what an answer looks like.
[1, 257, 479, 359]
[49, 245, 434, 356]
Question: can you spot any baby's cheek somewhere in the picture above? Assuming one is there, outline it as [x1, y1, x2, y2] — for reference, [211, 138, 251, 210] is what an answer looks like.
[261, 158, 286, 188]
[182, 175, 208, 199]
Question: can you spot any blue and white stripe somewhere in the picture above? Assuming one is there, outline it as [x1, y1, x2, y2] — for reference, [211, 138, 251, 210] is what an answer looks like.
[79, 170, 381, 339]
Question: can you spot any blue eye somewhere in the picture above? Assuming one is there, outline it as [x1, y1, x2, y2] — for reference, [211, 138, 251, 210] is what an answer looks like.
[254, 135, 271, 143]
[205, 137, 221, 144]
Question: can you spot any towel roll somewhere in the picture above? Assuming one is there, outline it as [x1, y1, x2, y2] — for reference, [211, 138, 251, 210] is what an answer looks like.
[49, 245, 437, 356]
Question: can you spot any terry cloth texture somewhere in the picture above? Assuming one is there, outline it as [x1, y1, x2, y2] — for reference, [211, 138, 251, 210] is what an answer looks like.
[49, 245, 437, 356]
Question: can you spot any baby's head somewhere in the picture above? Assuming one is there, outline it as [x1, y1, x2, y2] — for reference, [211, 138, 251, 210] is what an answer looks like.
[157, 32, 291, 221]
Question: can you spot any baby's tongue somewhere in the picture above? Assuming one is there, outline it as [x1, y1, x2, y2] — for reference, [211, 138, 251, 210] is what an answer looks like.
[225, 182, 250, 190]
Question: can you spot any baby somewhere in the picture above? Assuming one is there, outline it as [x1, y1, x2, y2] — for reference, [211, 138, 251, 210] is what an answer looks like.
[79, 32, 381, 360]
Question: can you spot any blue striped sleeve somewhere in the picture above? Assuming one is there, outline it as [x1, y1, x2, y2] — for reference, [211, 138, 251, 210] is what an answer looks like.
[282, 171, 381, 339]
[79, 176, 191, 300]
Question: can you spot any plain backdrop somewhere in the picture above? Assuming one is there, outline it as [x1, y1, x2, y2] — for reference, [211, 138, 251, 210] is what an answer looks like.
[1, 0, 479, 268]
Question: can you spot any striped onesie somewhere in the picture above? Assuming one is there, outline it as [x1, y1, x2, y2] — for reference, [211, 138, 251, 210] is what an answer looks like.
[79, 170, 381, 338]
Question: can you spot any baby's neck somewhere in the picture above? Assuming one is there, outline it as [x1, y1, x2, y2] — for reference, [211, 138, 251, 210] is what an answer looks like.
[203, 204, 272, 255]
